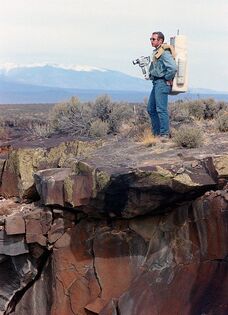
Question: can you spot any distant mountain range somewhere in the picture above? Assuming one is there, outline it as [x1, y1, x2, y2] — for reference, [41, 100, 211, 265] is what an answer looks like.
[0, 63, 150, 90]
[0, 63, 227, 103]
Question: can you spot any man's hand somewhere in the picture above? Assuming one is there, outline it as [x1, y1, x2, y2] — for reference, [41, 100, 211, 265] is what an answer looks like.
[166, 80, 173, 86]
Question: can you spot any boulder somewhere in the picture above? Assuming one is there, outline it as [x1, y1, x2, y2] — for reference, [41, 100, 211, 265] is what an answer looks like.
[0, 148, 46, 199]
[5, 213, 25, 235]
[213, 155, 228, 178]
[0, 139, 103, 199]
[0, 230, 28, 256]
[34, 168, 72, 206]
[24, 208, 52, 247]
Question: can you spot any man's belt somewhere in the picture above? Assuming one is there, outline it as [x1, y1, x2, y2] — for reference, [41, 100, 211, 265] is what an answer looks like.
[153, 77, 165, 81]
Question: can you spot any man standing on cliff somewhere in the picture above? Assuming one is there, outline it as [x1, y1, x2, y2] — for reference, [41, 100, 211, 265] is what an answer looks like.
[147, 31, 177, 139]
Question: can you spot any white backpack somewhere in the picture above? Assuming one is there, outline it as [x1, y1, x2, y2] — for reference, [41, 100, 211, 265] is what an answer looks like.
[170, 35, 188, 95]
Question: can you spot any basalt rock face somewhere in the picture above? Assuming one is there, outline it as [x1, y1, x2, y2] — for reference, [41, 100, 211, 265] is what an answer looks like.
[0, 138, 227, 315]
[0, 138, 102, 199]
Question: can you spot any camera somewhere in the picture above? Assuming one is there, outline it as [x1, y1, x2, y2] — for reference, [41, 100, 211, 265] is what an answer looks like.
[132, 56, 151, 80]
[132, 56, 150, 67]
[132, 58, 141, 65]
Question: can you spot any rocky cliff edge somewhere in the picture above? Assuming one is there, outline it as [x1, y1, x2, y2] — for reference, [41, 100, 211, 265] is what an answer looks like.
[0, 136, 227, 315]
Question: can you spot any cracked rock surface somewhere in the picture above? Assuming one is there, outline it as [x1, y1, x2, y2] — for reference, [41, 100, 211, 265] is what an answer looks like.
[0, 136, 227, 315]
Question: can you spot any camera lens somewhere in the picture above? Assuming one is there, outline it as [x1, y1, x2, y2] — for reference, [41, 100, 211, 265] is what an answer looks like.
[132, 59, 139, 65]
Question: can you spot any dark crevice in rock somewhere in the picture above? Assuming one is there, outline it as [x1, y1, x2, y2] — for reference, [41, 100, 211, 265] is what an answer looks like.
[210, 259, 228, 263]
[145, 185, 217, 215]
[103, 184, 129, 217]
[46, 203, 86, 218]
[116, 302, 121, 315]
[91, 237, 102, 298]
[0, 159, 6, 185]
[103, 173, 137, 216]
[49, 209, 56, 226]
[117, 185, 213, 220]
[202, 157, 219, 182]
[219, 179, 228, 190]
[5, 249, 52, 315]
[22, 184, 40, 202]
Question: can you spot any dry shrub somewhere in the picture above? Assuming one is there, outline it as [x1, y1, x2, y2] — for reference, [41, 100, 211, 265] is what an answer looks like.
[92, 95, 112, 121]
[26, 120, 53, 138]
[169, 101, 190, 122]
[138, 127, 157, 147]
[170, 98, 212, 121]
[92, 95, 134, 133]
[126, 104, 150, 139]
[49, 95, 135, 137]
[89, 119, 109, 137]
[49, 97, 91, 136]
[136, 103, 148, 121]
[173, 125, 203, 148]
[187, 100, 206, 120]
[216, 111, 228, 132]
[108, 102, 133, 133]
[204, 99, 218, 119]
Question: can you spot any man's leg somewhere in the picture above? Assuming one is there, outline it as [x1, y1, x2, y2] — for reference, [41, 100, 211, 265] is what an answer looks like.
[147, 85, 160, 136]
[154, 80, 171, 136]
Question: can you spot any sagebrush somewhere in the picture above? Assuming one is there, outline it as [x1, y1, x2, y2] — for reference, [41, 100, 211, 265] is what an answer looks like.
[173, 125, 203, 148]
[216, 111, 228, 132]
[1, 97, 227, 140]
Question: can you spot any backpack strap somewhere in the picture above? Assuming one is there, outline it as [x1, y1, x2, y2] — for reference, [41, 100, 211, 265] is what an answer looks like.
[153, 43, 176, 61]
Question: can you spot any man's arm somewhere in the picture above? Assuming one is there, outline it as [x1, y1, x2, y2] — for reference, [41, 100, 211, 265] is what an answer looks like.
[162, 51, 177, 81]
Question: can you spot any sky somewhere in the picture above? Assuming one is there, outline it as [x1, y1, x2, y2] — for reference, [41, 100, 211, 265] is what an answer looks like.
[0, 0, 228, 91]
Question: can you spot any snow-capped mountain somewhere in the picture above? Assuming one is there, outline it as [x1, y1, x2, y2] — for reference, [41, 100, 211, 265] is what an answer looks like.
[1, 63, 228, 103]
[0, 63, 107, 73]
[0, 63, 150, 91]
